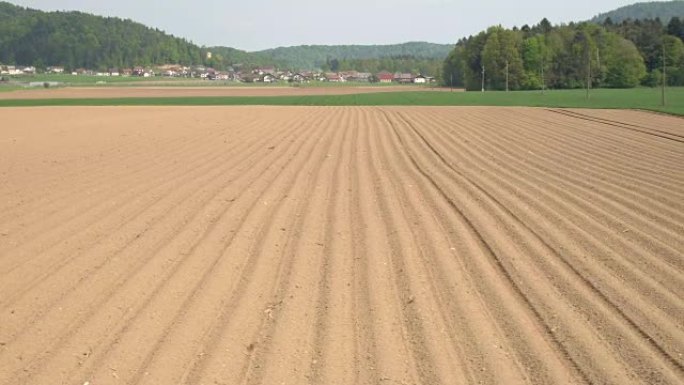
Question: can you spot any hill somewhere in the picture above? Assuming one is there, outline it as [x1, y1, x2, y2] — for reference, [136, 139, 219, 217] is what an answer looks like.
[0, 1, 206, 70]
[252, 42, 453, 70]
[207, 42, 453, 70]
[591, 1, 684, 24]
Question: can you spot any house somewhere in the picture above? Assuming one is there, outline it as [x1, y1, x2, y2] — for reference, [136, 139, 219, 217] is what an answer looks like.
[122, 68, 133, 76]
[325, 73, 345, 82]
[207, 71, 230, 81]
[341, 71, 370, 82]
[395, 73, 414, 83]
[158, 64, 187, 77]
[238, 73, 258, 83]
[47, 66, 64, 74]
[255, 66, 276, 75]
[291, 73, 310, 83]
[133, 67, 155, 77]
[413, 74, 427, 84]
[340, 71, 358, 80]
[262, 73, 277, 83]
[22, 66, 36, 74]
[377, 72, 394, 83]
[2, 65, 23, 75]
[351, 72, 371, 82]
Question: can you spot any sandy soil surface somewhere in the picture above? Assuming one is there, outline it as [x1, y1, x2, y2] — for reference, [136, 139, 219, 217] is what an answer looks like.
[0, 106, 682, 385]
[0, 85, 443, 100]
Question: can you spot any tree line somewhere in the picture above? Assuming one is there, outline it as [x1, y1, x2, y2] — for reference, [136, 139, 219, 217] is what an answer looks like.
[443, 17, 684, 90]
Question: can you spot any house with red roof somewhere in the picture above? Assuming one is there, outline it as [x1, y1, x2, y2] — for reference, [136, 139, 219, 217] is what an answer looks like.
[377, 72, 393, 83]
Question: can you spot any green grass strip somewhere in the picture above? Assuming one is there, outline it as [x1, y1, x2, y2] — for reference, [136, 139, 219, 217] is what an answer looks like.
[0, 88, 681, 116]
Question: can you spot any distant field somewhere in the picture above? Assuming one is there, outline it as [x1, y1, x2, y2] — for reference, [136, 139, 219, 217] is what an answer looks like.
[4, 75, 432, 88]
[0, 87, 681, 115]
[5, 74, 185, 85]
[0, 85, 430, 100]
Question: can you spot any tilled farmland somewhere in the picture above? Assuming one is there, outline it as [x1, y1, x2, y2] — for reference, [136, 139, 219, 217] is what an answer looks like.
[0, 106, 682, 385]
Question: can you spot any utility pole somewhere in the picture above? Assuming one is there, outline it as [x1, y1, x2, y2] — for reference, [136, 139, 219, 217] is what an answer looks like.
[481, 65, 485, 92]
[450, 73, 453, 92]
[662, 43, 667, 107]
[586, 47, 591, 101]
[541, 49, 545, 95]
[596, 48, 601, 88]
[505, 60, 509, 92]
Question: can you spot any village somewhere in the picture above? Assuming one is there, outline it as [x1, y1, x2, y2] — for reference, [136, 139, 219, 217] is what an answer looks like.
[0, 63, 435, 85]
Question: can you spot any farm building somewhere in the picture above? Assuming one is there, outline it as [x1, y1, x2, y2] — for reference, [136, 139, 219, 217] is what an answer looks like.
[394, 73, 414, 83]
[377, 72, 394, 83]
[325, 73, 345, 82]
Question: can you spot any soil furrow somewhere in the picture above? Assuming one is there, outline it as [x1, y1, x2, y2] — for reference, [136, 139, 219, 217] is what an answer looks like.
[0, 109, 320, 384]
[390, 110, 683, 383]
[2, 106, 681, 385]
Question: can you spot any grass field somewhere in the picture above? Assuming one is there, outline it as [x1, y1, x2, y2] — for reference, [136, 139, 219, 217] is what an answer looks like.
[0, 87, 681, 115]
[5, 74, 184, 85]
[5, 75, 430, 88]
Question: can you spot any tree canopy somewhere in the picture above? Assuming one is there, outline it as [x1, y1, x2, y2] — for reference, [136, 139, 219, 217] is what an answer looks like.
[443, 18, 683, 90]
[0, 1, 206, 70]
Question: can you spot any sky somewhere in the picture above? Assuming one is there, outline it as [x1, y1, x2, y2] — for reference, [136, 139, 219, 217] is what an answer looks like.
[9, 0, 640, 51]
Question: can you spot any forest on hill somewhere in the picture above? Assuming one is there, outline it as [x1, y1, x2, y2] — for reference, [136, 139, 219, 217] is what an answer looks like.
[206, 43, 450, 73]
[0, 1, 206, 70]
[591, 0, 684, 24]
[442, 17, 684, 90]
[253, 42, 452, 69]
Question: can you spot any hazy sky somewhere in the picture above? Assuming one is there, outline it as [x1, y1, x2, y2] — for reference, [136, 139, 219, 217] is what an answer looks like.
[9, 0, 639, 51]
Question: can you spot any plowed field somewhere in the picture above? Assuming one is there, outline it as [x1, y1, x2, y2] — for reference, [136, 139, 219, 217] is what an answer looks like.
[0, 106, 682, 385]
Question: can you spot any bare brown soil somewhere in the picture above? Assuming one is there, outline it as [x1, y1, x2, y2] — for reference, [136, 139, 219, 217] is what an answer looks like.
[0, 106, 682, 385]
[0, 85, 444, 100]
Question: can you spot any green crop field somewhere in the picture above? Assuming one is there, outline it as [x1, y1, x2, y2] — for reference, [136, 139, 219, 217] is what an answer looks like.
[0, 87, 681, 116]
[5, 74, 190, 85]
[4, 75, 433, 88]
[0, 86, 21, 92]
